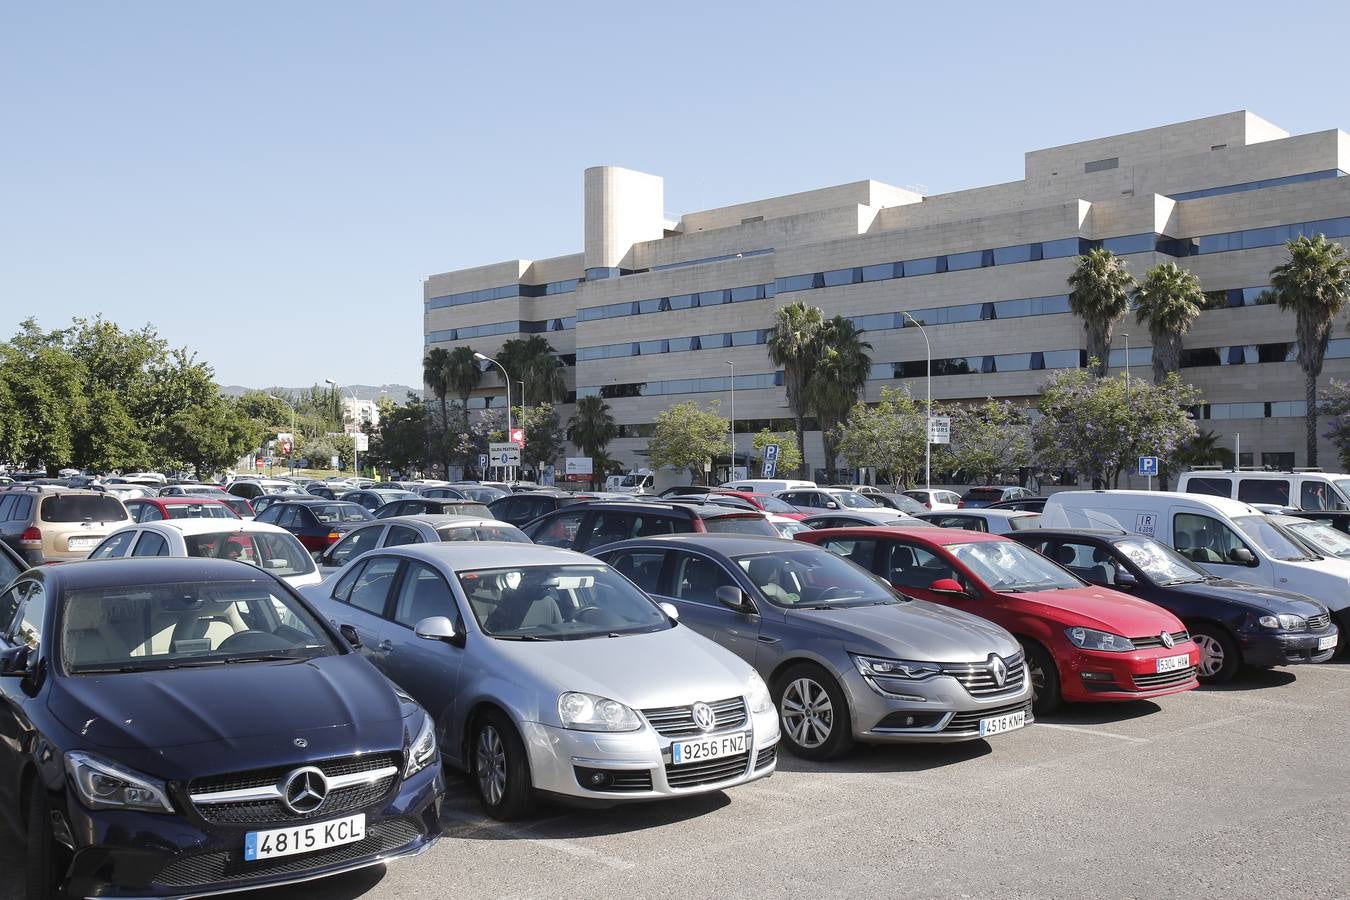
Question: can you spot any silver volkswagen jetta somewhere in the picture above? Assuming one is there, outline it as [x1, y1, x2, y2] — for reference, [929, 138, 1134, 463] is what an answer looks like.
[305, 543, 778, 819]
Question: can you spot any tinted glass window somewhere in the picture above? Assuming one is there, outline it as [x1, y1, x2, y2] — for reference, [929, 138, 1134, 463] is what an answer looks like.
[12, 584, 46, 650]
[437, 524, 530, 543]
[41, 495, 126, 523]
[1237, 479, 1291, 505]
[90, 531, 137, 559]
[531, 511, 587, 548]
[328, 525, 383, 567]
[1184, 477, 1233, 498]
[385, 525, 422, 547]
[392, 562, 457, 627]
[1301, 480, 1346, 511]
[703, 515, 779, 537]
[735, 549, 895, 607]
[347, 557, 400, 615]
[606, 551, 666, 594]
[1174, 513, 1249, 564]
[131, 532, 170, 557]
[880, 542, 959, 590]
[180, 531, 316, 579]
[671, 553, 739, 606]
[165, 503, 236, 520]
[1051, 541, 1122, 584]
[0, 496, 14, 520]
[0, 584, 27, 636]
[275, 507, 300, 528]
[818, 537, 877, 570]
[253, 506, 282, 524]
[585, 512, 640, 548]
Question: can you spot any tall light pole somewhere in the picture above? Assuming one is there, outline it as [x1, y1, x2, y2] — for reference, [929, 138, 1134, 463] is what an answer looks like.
[725, 361, 735, 481]
[474, 352, 513, 481]
[324, 378, 360, 478]
[901, 312, 933, 491]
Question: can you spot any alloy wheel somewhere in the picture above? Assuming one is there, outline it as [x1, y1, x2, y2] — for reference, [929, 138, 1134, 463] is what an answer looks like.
[476, 725, 507, 807]
[1194, 633, 1224, 678]
[781, 677, 833, 748]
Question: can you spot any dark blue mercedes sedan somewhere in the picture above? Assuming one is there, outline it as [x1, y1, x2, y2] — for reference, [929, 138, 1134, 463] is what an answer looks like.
[0, 557, 443, 899]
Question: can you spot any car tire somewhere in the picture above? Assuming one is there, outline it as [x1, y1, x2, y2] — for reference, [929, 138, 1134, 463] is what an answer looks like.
[472, 710, 534, 821]
[25, 787, 67, 900]
[774, 664, 854, 761]
[1189, 623, 1239, 684]
[1020, 640, 1061, 715]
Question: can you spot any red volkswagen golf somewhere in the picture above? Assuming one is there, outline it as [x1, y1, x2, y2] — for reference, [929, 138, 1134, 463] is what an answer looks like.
[796, 527, 1199, 713]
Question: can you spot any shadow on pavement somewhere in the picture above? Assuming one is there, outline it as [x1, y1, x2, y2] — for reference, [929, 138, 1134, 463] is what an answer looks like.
[773, 736, 993, 775]
[1200, 667, 1298, 692]
[1038, 698, 1162, 726]
[190, 862, 388, 900]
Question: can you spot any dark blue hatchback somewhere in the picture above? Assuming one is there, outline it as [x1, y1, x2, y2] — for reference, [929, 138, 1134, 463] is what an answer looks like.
[0, 557, 443, 899]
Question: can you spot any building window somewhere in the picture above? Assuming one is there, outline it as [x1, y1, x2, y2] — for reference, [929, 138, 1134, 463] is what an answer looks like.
[1084, 157, 1119, 174]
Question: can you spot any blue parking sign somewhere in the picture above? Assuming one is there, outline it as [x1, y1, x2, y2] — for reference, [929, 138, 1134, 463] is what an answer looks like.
[1138, 456, 1159, 477]
[762, 443, 780, 479]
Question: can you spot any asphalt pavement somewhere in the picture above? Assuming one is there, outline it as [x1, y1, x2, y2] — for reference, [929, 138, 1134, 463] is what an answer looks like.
[4, 662, 1349, 899]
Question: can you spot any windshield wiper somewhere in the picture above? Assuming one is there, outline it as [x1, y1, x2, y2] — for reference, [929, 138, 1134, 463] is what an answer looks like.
[225, 652, 317, 663]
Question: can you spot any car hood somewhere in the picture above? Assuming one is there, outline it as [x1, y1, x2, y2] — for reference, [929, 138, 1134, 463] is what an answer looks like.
[1006, 586, 1184, 634]
[794, 600, 1020, 662]
[1178, 579, 1329, 616]
[488, 626, 753, 712]
[50, 654, 404, 759]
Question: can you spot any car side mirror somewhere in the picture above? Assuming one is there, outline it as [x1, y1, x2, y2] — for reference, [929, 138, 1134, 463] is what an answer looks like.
[659, 602, 680, 620]
[928, 578, 970, 597]
[1230, 547, 1257, 566]
[716, 585, 753, 613]
[414, 616, 460, 645]
[0, 645, 31, 676]
[1113, 570, 1137, 589]
[826, 502, 839, 510]
[339, 624, 363, 649]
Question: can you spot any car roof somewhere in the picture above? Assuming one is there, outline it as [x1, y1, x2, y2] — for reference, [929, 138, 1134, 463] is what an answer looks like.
[927, 508, 1033, 520]
[1007, 527, 1129, 540]
[377, 514, 510, 528]
[552, 500, 758, 518]
[147, 518, 292, 536]
[263, 498, 360, 507]
[596, 533, 797, 555]
[370, 542, 592, 569]
[803, 526, 1009, 545]
[30, 556, 283, 591]
[1050, 489, 1262, 517]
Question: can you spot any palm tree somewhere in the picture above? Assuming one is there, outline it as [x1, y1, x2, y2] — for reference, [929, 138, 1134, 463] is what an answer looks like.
[808, 316, 872, 483]
[1269, 233, 1350, 467]
[443, 346, 482, 467]
[497, 335, 567, 406]
[1133, 262, 1205, 383]
[1068, 248, 1135, 377]
[1173, 429, 1236, 471]
[566, 396, 618, 489]
[766, 302, 825, 477]
[422, 348, 453, 471]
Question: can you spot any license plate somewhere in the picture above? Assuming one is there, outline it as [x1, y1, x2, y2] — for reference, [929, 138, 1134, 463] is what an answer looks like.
[1157, 653, 1190, 673]
[245, 813, 365, 861]
[68, 536, 99, 549]
[1318, 634, 1338, 651]
[979, 711, 1026, 737]
[671, 731, 748, 765]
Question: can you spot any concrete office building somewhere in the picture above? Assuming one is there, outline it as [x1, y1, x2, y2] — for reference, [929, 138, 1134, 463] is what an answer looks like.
[424, 111, 1350, 478]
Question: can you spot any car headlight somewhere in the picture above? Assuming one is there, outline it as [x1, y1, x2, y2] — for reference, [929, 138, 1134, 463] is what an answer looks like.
[1258, 614, 1307, 632]
[746, 671, 773, 714]
[64, 751, 173, 813]
[1065, 627, 1136, 652]
[851, 654, 942, 680]
[558, 692, 641, 732]
[404, 712, 438, 778]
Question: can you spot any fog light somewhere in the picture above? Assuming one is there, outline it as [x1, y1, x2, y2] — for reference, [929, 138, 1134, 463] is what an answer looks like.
[589, 771, 612, 788]
[1079, 671, 1113, 681]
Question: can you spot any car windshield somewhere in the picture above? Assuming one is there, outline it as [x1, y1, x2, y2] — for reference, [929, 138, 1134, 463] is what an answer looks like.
[458, 564, 671, 640]
[832, 491, 877, 509]
[1008, 513, 1042, 531]
[165, 503, 237, 520]
[1283, 519, 1350, 559]
[1333, 480, 1350, 505]
[773, 520, 812, 537]
[181, 531, 317, 578]
[1113, 537, 1206, 584]
[747, 495, 797, 514]
[733, 549, 897, 608]
[461, 487, 506, 503]
[61, 579, 337, 674]
[1233, 515, 1311, 561]
[702, 515, 780, 537]
[438, 524, 531, 543]
[950, 541, 1081, 592]
[310, 503, 372, 523]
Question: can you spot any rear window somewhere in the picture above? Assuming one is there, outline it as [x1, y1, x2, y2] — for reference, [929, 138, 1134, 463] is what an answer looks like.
[437, 524, 531, 543]
[702, 515, 779, 537]
[1237, 478, 1291, 506]
[448, 502, 492, 518]
[1008, 513, 1043, 531]
[964, 489, 1003, 499]
[165, 503, 237, 520]
[1184, 477, 1233, 498]
[181, 531, 317, 578]
[40, 495, 127, 523]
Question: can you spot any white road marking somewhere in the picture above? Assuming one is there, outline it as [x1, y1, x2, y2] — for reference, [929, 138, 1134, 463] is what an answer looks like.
[440, 810, 636, 870]
[1035, 723, 1150, 743]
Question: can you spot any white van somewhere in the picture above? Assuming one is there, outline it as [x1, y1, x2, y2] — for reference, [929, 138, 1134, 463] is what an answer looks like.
[1177, 470, 1350, 511]
[719, 479, 816, 495]
[1043, 490, 1350, 636]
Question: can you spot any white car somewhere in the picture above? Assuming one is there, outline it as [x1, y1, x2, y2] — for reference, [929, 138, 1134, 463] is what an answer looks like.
[917, 509, 1043, 535]
[903, 489, 962, 511]
[86, 519, 322, 587]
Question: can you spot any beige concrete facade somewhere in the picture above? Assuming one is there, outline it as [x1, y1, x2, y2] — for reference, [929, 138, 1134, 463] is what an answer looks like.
[424, 111, 1350, 477]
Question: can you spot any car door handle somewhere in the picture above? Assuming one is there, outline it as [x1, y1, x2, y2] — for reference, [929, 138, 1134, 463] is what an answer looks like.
[757, 636, 780, 644]
[376, 639, 394, 652]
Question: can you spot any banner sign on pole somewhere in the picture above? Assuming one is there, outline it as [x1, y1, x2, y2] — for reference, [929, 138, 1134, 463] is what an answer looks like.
[928, 417, 951, 444]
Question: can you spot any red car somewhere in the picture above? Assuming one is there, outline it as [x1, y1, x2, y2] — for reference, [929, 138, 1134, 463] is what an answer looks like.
[709, 490, 808, 521]
[795, 527, 1199, 713]
[123, 496, 241, 523]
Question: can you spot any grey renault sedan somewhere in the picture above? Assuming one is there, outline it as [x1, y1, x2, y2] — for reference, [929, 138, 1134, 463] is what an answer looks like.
[594, 535, 1032, 760]
[304, 543, 778, 819]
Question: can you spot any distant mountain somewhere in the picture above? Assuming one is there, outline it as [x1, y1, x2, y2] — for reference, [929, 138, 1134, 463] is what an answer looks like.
[220, 383, 422, 402]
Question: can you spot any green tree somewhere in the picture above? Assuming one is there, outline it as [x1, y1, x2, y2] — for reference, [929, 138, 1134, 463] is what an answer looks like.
[498, 336, 567, 406]
[1269, 233, 1350, 467]
[373, 396, 428, 475]
[518, 403, 566, 473]
[1172, 428, 1236, 472]
[1036, 369, 1200, 487]
[808, 316, 872, 482]
[1068, 248, 1135, 378]
[566, 396, 618, 490]
[237, 390, 297, 429]
[752, 429, 802, 479]
[0, 320, 87, 472]
[831, 386, 931, 489]
[648, 400, 728, 483]
[161, 399, 260, 479]
[445, 347, 483, 462]
[422, 348, 453, 468]
[766, 302, 825, 477]
[948, 398, 1031, 484]
[1133, 262, 1205, 383]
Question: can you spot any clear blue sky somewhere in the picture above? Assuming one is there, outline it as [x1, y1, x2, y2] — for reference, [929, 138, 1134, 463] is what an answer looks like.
[4, 1, 1347, 389]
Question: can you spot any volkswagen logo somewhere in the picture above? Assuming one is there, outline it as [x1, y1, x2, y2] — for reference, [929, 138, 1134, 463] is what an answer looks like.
[989, 654, 1008, 688]
[292, 737, 308, 749]
[1161, 631, 1175, 649]
[281, 767, 329, 815]
[691, 702, 716, 732]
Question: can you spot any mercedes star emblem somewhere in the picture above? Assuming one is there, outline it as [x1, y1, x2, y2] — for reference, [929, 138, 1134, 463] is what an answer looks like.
[990, 654, 1008, 687]
[281, 767, 329, 815]
[1161, 631, 1175, 649]
[691, 702, 716, 732]
[293, 737, 308, 749]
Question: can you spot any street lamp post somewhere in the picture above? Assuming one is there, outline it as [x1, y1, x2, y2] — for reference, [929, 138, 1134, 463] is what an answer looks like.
[324, 378, 360, 478]
[725, 361, 735, 481]
[901, 312, 933, 491]
[474, 352, 513, 481]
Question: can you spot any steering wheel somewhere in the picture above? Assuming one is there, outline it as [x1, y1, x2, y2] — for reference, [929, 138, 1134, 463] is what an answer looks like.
[573, 606, 608, 623]
[815, 586, 848, 602]
[216, 630, 290, 653]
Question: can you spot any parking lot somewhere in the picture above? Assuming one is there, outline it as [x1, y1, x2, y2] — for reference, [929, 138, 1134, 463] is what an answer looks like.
[7, 662, 1346, 899]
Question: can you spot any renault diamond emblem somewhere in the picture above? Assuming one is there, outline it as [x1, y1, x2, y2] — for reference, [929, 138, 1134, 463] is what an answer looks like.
[292, 737, 308, 749]
[691, 702, 716, 732]
[990, 654, 1008, 688]
[1161, 631, 1175, 649]
[281, 767, 329, 815]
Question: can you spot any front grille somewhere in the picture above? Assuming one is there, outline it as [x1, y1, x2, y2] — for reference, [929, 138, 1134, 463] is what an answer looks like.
[754, 747, 776, 770]
[664, 752, 750, 788]
[641, 697, 746, 738]
[941, 652, 1026, 697]
[1307, 613, 1331, 631]
[1129, 630, 1190, 649]
[190, 753, 400, 796]
[1132, 667, 1197, 689]
[573, 766, 653, 793]
[152, 817, 423, 889]
[943, 701, 1032, 733]
[189, 753, 400, 826]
